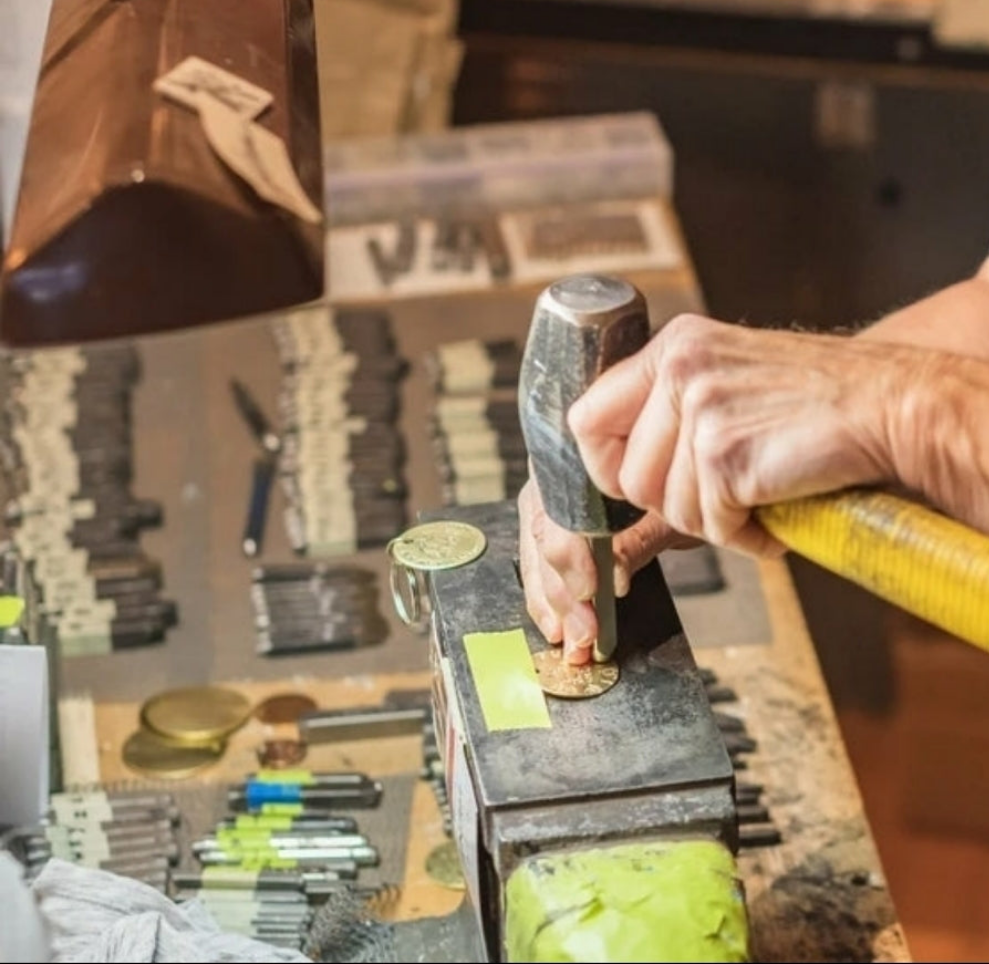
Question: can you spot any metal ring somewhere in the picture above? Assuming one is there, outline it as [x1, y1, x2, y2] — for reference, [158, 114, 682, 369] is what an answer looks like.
[389, 561, 424, 631]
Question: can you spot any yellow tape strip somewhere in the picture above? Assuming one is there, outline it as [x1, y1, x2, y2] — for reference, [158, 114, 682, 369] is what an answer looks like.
[463, 628, 551, 731]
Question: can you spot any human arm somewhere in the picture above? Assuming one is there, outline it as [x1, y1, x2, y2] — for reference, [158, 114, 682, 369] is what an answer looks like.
[855, 256, 989, 357]
[567, 315, 989, 551]
[519, 259, 989, 664]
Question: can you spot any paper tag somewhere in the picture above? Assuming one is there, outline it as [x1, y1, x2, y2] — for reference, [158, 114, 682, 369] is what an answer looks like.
[196, 91, 322, 224]
[154, 55, 273, 119]
[50, 792, 112, 826]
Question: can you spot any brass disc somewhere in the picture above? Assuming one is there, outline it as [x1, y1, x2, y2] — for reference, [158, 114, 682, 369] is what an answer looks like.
[388, 521, 486, 571]
[531, 647, 620, 699]
[254, 693, 318, 725]
[122, 727, 223, 780]
[141, 685, 252, 747]
[425, 839, 465, 891]
[257, 739, 308, 769]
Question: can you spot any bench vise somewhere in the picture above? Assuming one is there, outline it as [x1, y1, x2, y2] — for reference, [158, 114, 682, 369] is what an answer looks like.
[421, 499, 746, 962]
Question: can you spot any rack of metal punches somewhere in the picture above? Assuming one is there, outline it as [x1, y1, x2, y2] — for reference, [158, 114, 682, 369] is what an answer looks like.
[0, 345, 175, 655]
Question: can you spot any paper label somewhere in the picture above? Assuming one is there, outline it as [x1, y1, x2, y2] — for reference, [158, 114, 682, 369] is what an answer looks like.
[154, 55, 273, 119]
[50, 792, 112, 826]
[196, 91, 322, 224]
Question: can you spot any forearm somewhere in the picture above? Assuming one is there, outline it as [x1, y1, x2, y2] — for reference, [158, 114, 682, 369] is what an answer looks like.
[857, 259, 989, 361]
[886, 350, 989, 535]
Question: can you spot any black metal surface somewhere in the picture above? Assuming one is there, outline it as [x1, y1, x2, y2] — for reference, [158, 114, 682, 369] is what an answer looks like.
[426, 498, 736, 845]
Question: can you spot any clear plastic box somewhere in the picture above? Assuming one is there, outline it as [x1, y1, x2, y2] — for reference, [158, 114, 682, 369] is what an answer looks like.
[323, 112, 674, 227]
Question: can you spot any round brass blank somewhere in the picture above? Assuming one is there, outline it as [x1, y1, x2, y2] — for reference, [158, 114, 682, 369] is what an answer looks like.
[140, 685, 252, 747]
[425, 839, 465, 891]
[122, 728, 223, 780]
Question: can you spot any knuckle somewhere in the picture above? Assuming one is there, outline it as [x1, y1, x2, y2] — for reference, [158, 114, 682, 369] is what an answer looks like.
[658, 315, 716, 384]
[541, 531, 577, 575]
[681, 373, 726, 417]
[694, 409, 738, 461]
[661, 501, 698, 540]
[617, 517, 664, 570]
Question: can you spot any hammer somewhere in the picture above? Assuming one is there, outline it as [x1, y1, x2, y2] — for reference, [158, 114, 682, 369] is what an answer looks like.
[520, 274, 989, 657]
[518, 274, 650, 662]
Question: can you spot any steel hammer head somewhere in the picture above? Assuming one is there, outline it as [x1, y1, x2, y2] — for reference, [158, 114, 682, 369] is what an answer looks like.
[518, 274, 650, 536]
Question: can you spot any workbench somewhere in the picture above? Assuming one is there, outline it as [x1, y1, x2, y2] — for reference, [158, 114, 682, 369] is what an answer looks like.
[37, 194, 911, 962]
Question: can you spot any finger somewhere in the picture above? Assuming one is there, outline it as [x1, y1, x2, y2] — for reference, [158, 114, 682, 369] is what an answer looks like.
[722, 517, 788, 558]
[562, 600, 597, 665]
[518, 482, 562, 642]
[615, 374, 680, 514]
[689, 429, 785, 555]
[538, 516, 597, 604]
[567, 346, 658, 500]
[658, 415, 703, 540]
[520, 535, 562, 643]
[612, 511, 683, 597]
[531, 529, 594, 645]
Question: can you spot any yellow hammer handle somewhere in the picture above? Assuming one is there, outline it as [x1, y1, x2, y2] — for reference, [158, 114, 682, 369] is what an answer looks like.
[755, 489, 989, 651]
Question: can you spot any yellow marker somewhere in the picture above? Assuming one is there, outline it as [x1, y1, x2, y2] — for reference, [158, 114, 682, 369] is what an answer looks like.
[757, 488, 989, 651]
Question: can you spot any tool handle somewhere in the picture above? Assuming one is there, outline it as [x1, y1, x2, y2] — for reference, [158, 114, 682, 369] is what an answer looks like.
[756, 488, 989, 651]
[243, 457, 276, 558]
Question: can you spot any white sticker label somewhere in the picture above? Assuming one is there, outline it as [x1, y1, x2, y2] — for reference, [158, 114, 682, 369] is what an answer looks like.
[154, 56, 273, 119]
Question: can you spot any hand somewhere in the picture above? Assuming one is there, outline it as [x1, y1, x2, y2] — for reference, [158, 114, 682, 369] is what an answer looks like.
[567, 313, 942, 553]
[517, 477, 696, 665]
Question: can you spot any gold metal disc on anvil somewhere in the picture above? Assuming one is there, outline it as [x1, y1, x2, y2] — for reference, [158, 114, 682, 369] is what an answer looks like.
[387, 521, 487, 571]
[531, 647, 620, 699]
[425, 839, 465, 891]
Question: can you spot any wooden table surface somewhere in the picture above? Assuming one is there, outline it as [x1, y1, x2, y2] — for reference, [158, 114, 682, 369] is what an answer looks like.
[51, 198, 910, 961]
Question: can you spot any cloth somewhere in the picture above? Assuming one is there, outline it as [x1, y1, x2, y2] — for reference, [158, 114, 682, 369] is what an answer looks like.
[30, 858, 312, 963]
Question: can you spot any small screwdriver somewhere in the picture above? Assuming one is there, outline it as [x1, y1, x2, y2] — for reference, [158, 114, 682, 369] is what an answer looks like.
[518, 274, 651, 662]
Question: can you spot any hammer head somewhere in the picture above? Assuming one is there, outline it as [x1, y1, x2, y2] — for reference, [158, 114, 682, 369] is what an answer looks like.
[518, 274, 649, 536]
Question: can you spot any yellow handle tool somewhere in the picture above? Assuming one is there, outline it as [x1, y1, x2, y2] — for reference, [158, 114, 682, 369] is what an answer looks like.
[756, 489, 989, 651]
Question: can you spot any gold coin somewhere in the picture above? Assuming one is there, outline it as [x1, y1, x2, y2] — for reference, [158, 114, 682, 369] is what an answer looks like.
[141, 685, 252, 747]
[254, 693, 318, 725]
[531, 647, 620, 699]
[122, 727, 223, 780]
[425, 839, 465, 891]
[388, 521, 486, 572]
